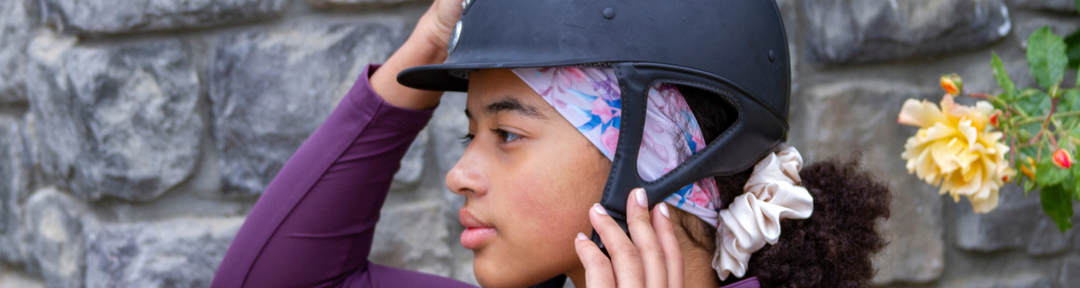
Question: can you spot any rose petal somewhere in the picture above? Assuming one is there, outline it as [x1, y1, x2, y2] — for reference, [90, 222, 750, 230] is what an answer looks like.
[898, 99, 948, 128]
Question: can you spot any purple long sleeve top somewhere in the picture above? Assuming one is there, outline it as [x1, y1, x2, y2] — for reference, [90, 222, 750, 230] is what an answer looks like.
[211, 64, 760, 288]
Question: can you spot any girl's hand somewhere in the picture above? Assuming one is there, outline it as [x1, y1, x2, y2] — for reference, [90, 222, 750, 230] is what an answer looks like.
[369, 0, 464, 110]
[575, 188, 685, 288]
[416, 0, 466, 52]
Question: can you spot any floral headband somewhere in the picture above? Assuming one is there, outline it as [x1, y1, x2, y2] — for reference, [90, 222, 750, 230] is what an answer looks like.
[511, 67, 815, 281]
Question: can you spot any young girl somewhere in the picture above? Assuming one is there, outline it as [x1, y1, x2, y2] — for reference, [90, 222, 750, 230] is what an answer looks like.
[212, 0, 891, 287]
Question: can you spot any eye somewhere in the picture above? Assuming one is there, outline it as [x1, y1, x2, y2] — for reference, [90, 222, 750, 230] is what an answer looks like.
[493, 129, 523, 143]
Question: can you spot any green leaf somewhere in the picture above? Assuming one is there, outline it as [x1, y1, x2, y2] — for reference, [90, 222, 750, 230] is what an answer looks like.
[1037, 159, 1070, 186]
[991, 94, 1011, 111]
[1076, 0, 1080, 15]
[1071, 126, 1080, 142]
[1073, 166, 1080, 199]
[1064, 29, 1080, 71]
[1071, 167, 1080, 196]
[1065, 172, 1077, 192]
[1028, 26, 1069, 89]
[1016, 90, 1053, 117]
[1040, 184, 1074, 232]
[1074, 180, 1080, 200]
[992, 53, 1016, 99]
[1024, 178, 1038, 195]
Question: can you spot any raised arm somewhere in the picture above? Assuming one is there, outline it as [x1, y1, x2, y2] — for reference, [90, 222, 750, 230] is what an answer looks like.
[212, 1, 471, 287]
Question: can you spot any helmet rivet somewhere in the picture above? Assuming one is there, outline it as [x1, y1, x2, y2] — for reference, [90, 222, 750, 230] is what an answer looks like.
[768, 50, 776, 62]
[603, 7, 615, 19]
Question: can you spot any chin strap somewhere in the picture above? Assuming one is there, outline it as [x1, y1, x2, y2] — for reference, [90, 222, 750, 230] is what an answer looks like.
[713, 146, 813, 280]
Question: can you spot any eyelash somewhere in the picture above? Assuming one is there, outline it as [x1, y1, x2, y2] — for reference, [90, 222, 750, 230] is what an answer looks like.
[493, 129, 523, 143]
[458, 129, 523, 146]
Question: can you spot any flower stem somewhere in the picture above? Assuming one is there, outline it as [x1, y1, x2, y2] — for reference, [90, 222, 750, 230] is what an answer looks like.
[1038, 139, 1045, 163]
[1050, 131, 1060, 150]
[1028, 99, 1059, 145]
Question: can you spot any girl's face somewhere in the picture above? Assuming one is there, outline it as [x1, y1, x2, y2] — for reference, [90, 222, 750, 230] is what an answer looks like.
[447, 69, 610, 287]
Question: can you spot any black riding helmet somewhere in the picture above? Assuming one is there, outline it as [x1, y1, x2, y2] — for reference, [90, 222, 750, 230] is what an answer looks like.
[398, 0, 789, 285]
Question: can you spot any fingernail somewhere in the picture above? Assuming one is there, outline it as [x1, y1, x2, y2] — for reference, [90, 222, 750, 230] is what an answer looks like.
[634, 188, 647, 208]
[576, 232, 588, 241]
[658, 202, 670, 218]
[592, 203, 608, 215]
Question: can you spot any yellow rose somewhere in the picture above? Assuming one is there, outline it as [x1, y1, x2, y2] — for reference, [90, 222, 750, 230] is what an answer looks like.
[898, 94, 1015, 213]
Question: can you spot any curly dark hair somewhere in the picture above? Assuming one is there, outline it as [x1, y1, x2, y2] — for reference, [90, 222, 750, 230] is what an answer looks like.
[678, 85, 893, 288]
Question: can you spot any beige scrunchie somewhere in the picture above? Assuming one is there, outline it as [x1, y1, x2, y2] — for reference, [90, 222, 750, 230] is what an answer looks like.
[712, 146, 814, 280]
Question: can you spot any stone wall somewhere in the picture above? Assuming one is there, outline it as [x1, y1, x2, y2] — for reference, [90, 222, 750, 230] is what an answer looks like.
[0, 0, 1078, 287]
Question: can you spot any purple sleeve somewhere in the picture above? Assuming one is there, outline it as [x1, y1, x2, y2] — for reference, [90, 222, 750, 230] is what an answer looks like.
[212, 65, 476, 288]
[721, 277, 760, 288]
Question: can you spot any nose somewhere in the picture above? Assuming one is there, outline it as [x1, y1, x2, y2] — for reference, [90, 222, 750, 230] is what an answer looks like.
[446, 151, 489, 197]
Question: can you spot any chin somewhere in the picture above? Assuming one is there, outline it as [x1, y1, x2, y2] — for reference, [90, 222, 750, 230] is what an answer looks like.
[473, 250, 563, 288]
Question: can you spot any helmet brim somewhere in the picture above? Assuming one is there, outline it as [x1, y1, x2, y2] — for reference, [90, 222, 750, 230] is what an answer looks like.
[397, 60, 616, 92]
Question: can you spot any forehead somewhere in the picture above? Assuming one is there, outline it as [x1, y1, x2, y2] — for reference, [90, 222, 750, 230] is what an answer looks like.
[465, 69, 554, 117]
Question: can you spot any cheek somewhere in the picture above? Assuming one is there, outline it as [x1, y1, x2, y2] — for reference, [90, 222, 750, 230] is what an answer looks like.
[506, 173, 592, 236]
[500, 143, 609, 250]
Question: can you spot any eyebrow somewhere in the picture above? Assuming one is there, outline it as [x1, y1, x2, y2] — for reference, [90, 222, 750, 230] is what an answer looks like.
[464, 98, 545, 119]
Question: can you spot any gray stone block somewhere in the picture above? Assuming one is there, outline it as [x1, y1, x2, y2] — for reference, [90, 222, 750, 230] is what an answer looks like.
[1009, 0, 1076, 12]
[209, 19, 406, 195]
[307, 0, 423, 9]
[0, 116, 31, 264]
[0, 0, 31, 102]
[0, 269, 46, 288]
[392, 127, 428, 190]
[26, 31, 203, 202]
[35, 0, 287, 35]
[83, 217, 243, 288]
[789, 81, 944, 284]
[804, 0, 1011, 65]
[955, 185, 1077, 255]
[1013, 14, 1080, 49]
[24, 187, 89, 288]
[942, 272, 1052, 288]
[370, 200, 453, 277]
[1063, 259, 1080, 288]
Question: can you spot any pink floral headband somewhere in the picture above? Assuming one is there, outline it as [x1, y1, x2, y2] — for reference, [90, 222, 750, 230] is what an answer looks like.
[510, 67, 722, 226]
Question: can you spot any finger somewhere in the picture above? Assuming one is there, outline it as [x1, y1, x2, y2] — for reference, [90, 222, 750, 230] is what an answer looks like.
[590, 203, 645, 288]
[652, 203, 684, 288]
[574, 232, 616, 287]
[625, 188, 667, 288]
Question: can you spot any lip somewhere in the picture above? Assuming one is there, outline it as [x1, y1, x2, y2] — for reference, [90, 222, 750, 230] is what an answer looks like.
[459, 209, 496, 249]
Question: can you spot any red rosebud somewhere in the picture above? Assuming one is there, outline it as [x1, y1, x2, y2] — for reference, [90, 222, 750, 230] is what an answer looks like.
[940, 74, 963, 96]
[989, 110, 1001, 127]
[1053, 149, 1072, 169]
